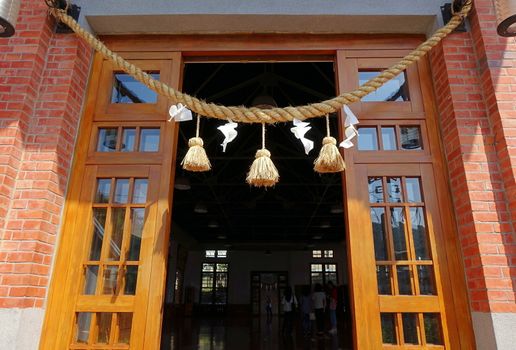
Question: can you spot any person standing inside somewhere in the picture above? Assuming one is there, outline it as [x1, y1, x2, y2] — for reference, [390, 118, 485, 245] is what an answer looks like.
[327, 281, 338, 334]
[281, 286, 297, 336]
[312, 283, 326, 336]
[265, 295, 273, 324]
[299, 286, 312, 337]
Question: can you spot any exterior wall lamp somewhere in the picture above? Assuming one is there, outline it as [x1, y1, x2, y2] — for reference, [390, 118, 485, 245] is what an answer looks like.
[0, 0, 21, 37]
[495, 0, 516, 36]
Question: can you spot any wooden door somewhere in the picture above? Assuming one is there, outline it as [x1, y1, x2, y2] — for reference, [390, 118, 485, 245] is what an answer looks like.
[337, 50, 475, 349]
[40, 52, 181, 349]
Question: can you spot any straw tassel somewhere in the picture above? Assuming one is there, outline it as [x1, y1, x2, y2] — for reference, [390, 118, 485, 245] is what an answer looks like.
[181, 115, 211, 172]
[314, 115, 345, 173]
[246, 123, 279, 187]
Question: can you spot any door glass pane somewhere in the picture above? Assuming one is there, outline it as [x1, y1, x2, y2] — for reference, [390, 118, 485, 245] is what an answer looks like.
[325, 264, 336, 272]
[410, 207, 430, 260]
[121, 128, 136, 152]
[400, 126, 422, 150]
[311, 273, 323, 285]
[215, 273, 228, 304]
[380, 313, 397, 344]
[89, 208, 107, 261]
[377, 265, 392, 295]
[390, 208, 408, 260]
[418, 265, 436, 295]
[108, 208, 126, 261]
[381, 127, 397, 150]
[132, 179, 148, 204]
[424, 314, 443, 345]
[216, 263, 228, 272]
[128, 208, 144, 261]
[75, 312, 92, 344]
[96, 312, 112, 344]
[97, 128, 118, 152]
[357, 127, 378, 150]
[359, 71, 409, 102]
[397, 265, 413, 295]
[201, 273, 214, 304]
[117, 313, 133, 344]
[111, 72, 159, 104]
[95, 179, 111, 203]
[102, 266, 119, 294]
[387, 177, 403, 203]
[114, 179, 129, 204]
[371, 208, 388, 260]
[139, 128, 160, 152]
[83, 265, 99, 295]
[326, 273, 338, 284]
[402, 313, 419, 344]
[124, 265, 138, 295]
[202, 263, 214, 272]
[405, 177, 422, 203]
[368, 177, 384, 203]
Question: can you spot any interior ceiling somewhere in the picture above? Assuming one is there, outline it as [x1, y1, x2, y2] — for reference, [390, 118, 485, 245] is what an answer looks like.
[172, 62, 345, 245]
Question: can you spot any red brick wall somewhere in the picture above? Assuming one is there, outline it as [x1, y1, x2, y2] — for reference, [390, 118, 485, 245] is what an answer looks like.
[430, 1, 516, 313]
[0, 1, 92, 308]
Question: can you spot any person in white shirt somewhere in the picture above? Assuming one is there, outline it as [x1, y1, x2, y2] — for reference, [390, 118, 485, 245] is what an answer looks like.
[281, 286, 298, 336]
[312, 283, 326, 336]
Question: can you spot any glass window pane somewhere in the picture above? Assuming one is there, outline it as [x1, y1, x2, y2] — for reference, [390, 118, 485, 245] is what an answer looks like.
[357, 127, 379, 150]
[380, 313, 397, 344]
[89, 208, 107, 261]
[359, 71, 410, 102]
[410, 207, 431, 260]
[402, 313, 419, 344]
[418, 265, 436, 295]
[83, 265, 99, 295]
[217, 250, 227, 258]
[424, 314, 443, 345]
[391, 208, 408, 260]
[132, 179, 148, 204]
[124, 265, 138, 295]
[108, 208, 125, 261]
[96, 312, 112, 344]
[311, 264, 323, 272]
[128, 208, 144, 261]
[400, 126, 422, 150]
[117, 313, 133, 344]
[324, 250, 333, 258]
[326, 273, 338, 284]
[371, 208, 388, 260]
[139, 128, 160, 152]
[205, 250, 216, 258]
[368, 177, 384, 203]
[325, 264, 336, 272]
[216, 263, 228, 272]
[95, 179, 111, 203]
[312, 250, 322, 258]
[97, 128, 118, 152]
[75, 312, 92, 343]
[102, 265, 119, 295]
[114, 179, 129, 204]
[121, 128, 136, 152]
[381, 127, 397, 150]
[387, 177, 403, 203]
[311, 273, 323, 286]
[202, 263, 214, 272]
[377, 265, 392, 295]
[397, 265, 413, 295]
[111, 72, 159, 104]
[406, 177, 422, 203]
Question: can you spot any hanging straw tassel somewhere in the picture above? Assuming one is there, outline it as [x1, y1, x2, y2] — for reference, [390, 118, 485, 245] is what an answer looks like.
[181, 115, 211, 172]
[314, 115, 345, 173]
[246, 123, 279, 187]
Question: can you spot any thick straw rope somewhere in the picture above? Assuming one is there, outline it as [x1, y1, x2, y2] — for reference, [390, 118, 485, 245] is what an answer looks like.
[48, 0, 472, 124]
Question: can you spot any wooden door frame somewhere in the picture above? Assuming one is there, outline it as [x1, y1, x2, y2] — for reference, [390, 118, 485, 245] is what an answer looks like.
[40, 34, 474, 350]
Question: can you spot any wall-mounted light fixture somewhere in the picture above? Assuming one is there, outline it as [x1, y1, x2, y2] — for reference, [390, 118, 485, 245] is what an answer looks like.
[0, 0, 21, 37]
[495, 0, 516, 36]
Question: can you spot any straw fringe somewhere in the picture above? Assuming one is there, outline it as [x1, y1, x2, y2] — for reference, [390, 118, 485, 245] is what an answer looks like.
[314, 137, 345, 173]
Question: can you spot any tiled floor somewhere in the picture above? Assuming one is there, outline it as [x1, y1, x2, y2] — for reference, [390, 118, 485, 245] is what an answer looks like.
[161, 314, 353, 350]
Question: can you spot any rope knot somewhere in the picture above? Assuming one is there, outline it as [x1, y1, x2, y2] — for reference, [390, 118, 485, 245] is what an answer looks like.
[255, 149, 271, 158]
[322, 136, 337, 146]
[188, 137, 204, 147]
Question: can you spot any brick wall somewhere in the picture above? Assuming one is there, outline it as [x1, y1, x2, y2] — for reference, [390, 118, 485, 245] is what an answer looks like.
[430, 1, 516, 314]
[0, 1, 92, 308]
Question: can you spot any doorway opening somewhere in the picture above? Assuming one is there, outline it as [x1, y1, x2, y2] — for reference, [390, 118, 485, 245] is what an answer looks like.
[161, 61, 352, 349]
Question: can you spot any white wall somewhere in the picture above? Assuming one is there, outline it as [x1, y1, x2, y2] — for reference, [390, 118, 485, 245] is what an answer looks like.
[182, 244, 347, 304]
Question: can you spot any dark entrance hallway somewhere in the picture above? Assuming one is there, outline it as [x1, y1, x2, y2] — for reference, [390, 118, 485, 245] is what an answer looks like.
[161, 61, 352, 349]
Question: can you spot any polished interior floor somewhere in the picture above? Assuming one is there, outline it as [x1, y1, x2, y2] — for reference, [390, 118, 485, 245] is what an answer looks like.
[162, 314, 353, 350]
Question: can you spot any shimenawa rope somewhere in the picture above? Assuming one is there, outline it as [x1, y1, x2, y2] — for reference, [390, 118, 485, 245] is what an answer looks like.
[47, 0, 472, 124]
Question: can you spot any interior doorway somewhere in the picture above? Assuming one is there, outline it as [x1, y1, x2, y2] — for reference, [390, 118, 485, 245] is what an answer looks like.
[160, 61, 352, 349]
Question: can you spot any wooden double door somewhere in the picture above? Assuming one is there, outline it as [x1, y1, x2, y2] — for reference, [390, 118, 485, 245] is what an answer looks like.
[40, 35, 475, 349]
